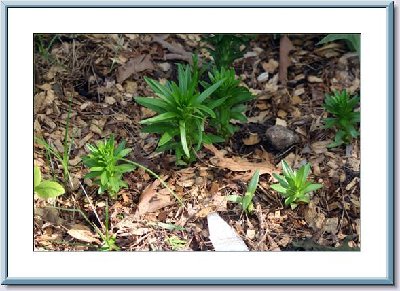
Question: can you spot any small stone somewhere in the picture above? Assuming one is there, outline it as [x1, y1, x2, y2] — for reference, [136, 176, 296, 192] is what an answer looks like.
[265, 125, 300, 151]
[257, 72, 269, 82]
[158, 63, 171, 72]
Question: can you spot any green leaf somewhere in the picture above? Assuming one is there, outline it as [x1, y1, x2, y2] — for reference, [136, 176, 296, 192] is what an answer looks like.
[302, 183, 323, 194]
[296, 164, 311, 188]
[159, 131, 174, 146]
[270, 184, 288, 195]
[203, 134, 225, 144]
[34, 166, 41, 188]
[246, 170, 260, 196]
[241, 194, 253, 213]
[194, 79, 224, 104]
[115, 164, 136, 173]
[100, 171, 108, 186]
[197, 104, 216, 118]
[281, 160, 295, 180]
[90, 166, 104, 172]
[272, 173, 289, 188]
[84, 171, 102, 179]
[35, 180, 65, 199]
[134, 97, 169, 113]
[140, 112, 177, 125]
[116, 148, 132, 159]
[226, 195, 242, 203]
[179, 120, 190, 158]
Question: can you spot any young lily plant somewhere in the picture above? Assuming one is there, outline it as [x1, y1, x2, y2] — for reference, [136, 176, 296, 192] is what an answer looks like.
[202, 66, 255, 138]
[203, 34, 253, 69]
[323, 90, 360, 148]
[135, 56, 224, 165]
[82, 136, 136, 198]
[226, 170, 260, 214]
[271, 161, 322, 209]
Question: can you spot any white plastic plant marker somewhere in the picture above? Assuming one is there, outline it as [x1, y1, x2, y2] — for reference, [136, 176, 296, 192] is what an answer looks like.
[207, 212, 249, 251]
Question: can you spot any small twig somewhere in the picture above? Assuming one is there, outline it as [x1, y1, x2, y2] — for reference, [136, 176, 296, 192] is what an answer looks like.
[78, 180, 104, 231]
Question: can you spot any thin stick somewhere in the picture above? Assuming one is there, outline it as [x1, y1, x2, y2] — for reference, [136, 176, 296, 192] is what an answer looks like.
[78, 180, 104, 231]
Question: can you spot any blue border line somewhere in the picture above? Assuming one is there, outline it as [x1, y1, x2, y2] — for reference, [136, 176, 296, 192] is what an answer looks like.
[1, 0, 7, 286]
[1, 0, 395, 286]
[0, 0, 393, 8]
[386, 1, 394, 285]
[1, 277, 395, 285]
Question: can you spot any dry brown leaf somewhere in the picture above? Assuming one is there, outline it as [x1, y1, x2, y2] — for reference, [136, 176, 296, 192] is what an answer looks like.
[247, 111, 269, 124]
[242, 133, 260, 145]
[204, 144, 277, 176]
[279, 35, 294, 85]
[116, 54, 154, 84]
[262, 58, 279, 73]
[311, 140, 330, 154]
[136, 179, 174, 216]
[67, 224, 100, 244]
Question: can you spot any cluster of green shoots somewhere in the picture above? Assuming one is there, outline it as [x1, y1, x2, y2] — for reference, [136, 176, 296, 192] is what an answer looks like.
[135, 50, 255, 164]
[323, 90, 360, 148]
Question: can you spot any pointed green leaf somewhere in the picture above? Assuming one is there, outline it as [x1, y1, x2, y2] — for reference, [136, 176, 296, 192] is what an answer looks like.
[115, 164, 136, 173]
[194, 79, 224, 104]
[226, 195, 242, 203]
[159, 131, 173, 146]
[246, 170, 260, 195]
[179, 120, 190, 158]
[34, 166, 41, 188]
[134, 97, 169, 113]
[140, 112, 177, 125]
[302, 183, 323, 194]
[270, 184, 289, 195]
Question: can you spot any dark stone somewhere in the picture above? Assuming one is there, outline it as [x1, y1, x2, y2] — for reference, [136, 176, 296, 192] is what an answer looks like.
[265, 125, 300, 151]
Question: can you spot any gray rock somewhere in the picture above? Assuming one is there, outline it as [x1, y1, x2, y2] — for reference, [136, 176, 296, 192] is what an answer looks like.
[265, 125, 300, 151]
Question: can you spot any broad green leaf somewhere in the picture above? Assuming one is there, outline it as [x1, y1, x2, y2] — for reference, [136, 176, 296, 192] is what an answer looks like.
[35, 180, 65, 199]
[270, 184, 288, 195]
[226, 195, 242, 203]
[159, 131, 173, 146]
[194, 79, 224, 104]
[84, 171, 102, 179]
[90, 166, 104, 172]
[116, 148, 132, 159]
[34, 166, 41, 188]
[100, 171, 108, 186]
[135, 97, 169, 113]
[230, 112, 247, 122]
[115, 164, 136, 173]
[206, 96, 228, 109]
[114, 139, 126, 156]
[246, 170, 260, 196]
[197, 104, 216, 118]
[302, 183, 323, 194]
[144, 77, 173, 103]
[179, 120, 190, 158]
[272, 173, 289, 188]
[140, 112, 177, 125]
[296, 164, 311, 188]
[203, 134, 225, 144]
[242, 194, 253, 213]
[282, 160, 295, 180]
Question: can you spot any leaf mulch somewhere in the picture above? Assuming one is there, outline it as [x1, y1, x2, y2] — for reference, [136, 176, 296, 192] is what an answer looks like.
[34, 34, 360, 251]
